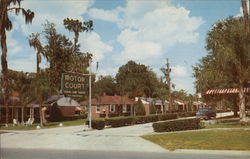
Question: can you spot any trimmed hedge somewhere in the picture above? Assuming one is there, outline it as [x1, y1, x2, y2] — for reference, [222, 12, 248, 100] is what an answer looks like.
[108, 113, 120, 118]
[105, 113, 178, 128]
[100, 114, 106, 118]
[105, 116, 134, 127]
[152, 118, 201, 132]
[86, 119, 105, 130]
[177, 112, 196, 118]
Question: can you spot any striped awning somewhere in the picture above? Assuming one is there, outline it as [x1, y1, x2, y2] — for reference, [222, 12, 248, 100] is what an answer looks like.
[205, 88, 250, 95]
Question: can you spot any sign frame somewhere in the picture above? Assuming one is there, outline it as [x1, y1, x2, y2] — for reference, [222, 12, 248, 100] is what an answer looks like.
[61, 72, 87, 96]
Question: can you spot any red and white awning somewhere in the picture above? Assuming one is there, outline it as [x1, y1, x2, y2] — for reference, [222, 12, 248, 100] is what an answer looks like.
[205, 88, 250, 95]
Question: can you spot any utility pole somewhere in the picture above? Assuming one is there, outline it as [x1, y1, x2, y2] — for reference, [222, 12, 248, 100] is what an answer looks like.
[163, 59, 172, 113]
[88, 58, 92, 129]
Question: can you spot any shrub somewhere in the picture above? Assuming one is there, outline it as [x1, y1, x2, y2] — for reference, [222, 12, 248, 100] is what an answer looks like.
[86, 119, 105, 130]
[177, 112, 196, 118]
[135, 98, 146, 116]
[158, 113, 178, 121]
[153, 118, 201, 132]
[133, 116, 148, 124]
[105, 113, 177, 128]
[100, 114, 106, 118]
[108, 113, 119, 118]
[149, 103, 156, 114]
[82, 113, 88, 119]
[122, 113, 130, 116]
[147, 114, 159, 122]
[50, 104, 63, 122]
[105, 116, 134, 127]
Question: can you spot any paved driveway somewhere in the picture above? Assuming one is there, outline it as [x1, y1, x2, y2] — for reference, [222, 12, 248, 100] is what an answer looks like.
[0, 111, 238, 153]
[1, 123, 167, 152]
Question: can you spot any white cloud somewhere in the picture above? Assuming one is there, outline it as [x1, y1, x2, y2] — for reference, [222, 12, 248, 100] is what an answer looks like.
[90, 1, 204, 65]
[6, 0, 113, 73]
[89, 8, 120, 23]
[113, 29, 162, 63]
[172, 65, 188, 77]
[7, 33, 22, 55]
[97, 67, 118, 77]
[80, 32, 113, 64]
[10, 0, 95, 36]
[8, 53, 36, 72]
[172, 77, 195, 94]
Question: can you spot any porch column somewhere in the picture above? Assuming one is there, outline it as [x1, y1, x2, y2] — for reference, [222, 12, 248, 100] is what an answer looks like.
[12, 107, 14, 120]
[21, 107, 24, 123]
[17, 107, 19, 122]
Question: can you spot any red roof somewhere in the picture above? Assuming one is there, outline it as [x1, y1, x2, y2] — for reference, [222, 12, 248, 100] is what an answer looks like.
[91, 95, 135, 105]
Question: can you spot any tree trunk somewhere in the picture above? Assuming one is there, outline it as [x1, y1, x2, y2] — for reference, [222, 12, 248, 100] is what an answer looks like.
[1, 29, 10, 124]
[239, 82, 246, 120]
[39, 103, 43, 127]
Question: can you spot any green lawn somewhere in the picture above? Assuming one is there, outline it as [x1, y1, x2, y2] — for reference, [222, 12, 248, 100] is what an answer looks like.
[206, 118, 250, 128]
[142, 130, 250, 151]
[0, 119, 86, 130]
[0, 131, 8, 134]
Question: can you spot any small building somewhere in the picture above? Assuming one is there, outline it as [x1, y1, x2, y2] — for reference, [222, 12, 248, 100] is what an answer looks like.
[88, 95, 135, 118]
[204, 87, 250, 111]
[0, 91, 23, 123]
[193, 101, 206, 111]
[27, 95, 82, 122]
[138, 97, 169, 114]
[174, 100, 186, 112]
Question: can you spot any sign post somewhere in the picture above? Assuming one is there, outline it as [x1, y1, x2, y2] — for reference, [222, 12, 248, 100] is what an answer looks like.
[61, 60, 92, 129]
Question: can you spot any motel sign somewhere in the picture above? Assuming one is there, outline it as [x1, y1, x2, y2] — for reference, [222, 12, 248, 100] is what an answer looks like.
[61, 73, 87, 96]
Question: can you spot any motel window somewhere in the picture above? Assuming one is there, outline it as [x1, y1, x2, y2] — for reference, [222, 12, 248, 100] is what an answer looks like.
[96, 105, 100, 113]
[110, 104, 115, 112]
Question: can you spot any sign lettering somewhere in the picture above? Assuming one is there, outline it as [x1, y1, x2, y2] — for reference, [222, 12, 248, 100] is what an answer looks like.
[61, 73, 87, 96]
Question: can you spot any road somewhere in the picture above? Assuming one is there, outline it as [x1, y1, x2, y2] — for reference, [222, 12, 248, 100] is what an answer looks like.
[1, 148, 250, 159]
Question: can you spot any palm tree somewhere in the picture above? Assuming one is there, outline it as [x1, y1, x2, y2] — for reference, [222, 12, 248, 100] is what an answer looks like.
[63, 18, 93, 54]
[29, 33, 44, 73]
[0, 0, 34, 124]
[29, 33, 48, 127]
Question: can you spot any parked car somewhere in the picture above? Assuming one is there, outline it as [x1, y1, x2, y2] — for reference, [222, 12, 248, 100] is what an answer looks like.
[196, 108, 216, 120]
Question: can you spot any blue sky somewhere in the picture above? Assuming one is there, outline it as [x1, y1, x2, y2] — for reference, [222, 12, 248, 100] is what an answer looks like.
[4, 0, 243, 94]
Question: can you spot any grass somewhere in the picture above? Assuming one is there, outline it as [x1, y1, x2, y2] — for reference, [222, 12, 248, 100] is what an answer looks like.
[0, 119, 86, 130]
[142, 129, 250, 151]
[0, 131, 8, 134]
[206, 118, 250, 128]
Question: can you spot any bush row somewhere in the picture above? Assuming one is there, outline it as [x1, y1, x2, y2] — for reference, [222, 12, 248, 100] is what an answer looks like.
[105, 113, 178, 128]
[152, 118, 201, 132]
[99, 113, 131, 118]
[86, 112, 197, 130]
[177, 112, 196, 118]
